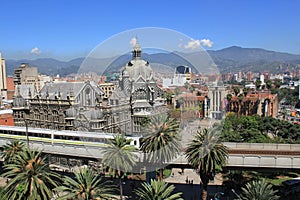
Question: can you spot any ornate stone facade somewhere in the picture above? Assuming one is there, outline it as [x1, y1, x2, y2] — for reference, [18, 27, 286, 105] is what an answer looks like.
[13, 40, 166, 135]
[13, 81, 104, 130]
[108, 40, 166, 135]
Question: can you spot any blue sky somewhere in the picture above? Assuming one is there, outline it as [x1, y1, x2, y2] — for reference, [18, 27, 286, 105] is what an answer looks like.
[1, 0, 300, 60]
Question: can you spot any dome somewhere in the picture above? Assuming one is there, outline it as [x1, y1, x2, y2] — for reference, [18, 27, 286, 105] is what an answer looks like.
[125, 39, 153, 81]
[175, 65, 191, 74]
[125, 59, 152, 81]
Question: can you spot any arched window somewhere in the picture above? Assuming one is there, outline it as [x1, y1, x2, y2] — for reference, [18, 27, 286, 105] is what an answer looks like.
[34, 109, 40, 120]
[52, 110, 59, 122]
[44, 110, 48, 121]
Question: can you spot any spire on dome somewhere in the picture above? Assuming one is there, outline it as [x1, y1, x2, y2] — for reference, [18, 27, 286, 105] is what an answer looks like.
[132, 37, 142, 59]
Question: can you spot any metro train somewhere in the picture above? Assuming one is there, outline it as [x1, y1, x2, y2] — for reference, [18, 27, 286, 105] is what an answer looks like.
[0, 125, 141, 148]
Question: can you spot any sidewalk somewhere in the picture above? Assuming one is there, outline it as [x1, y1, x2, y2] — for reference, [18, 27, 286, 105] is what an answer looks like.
[164, 168, 223, 185]
[164, 168, 200, 184]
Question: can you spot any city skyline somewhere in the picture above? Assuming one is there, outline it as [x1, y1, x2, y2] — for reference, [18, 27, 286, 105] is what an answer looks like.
[1, 0, 300, 60]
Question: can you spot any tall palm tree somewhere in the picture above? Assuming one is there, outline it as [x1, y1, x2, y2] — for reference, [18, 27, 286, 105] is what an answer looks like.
[226, 93, 233, 112]
[238, 179, 279, 200]
[135, 179, 183, 200]
[140, 113, 181, 180]
[55, 167, 117, 200]
[185, 127, 228, 200]
[2, 148, 60, 200]
[102, 134, 137, 200]
[1, 140, 25, 164]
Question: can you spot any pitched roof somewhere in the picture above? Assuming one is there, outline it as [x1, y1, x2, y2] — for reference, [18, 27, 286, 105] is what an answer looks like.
[39, 81, 103, 100]
[14, 84, 37, 99]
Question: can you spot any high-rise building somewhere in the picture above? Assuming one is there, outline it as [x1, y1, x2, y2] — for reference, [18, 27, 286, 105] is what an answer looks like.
[208, 84, 227, 119]
[13, 63, 39, 88]
[0, 53, 7, 100]
[247, 71, 252, 81]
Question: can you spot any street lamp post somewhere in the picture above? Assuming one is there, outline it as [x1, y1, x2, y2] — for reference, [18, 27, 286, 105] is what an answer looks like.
[25, 119, 29, 147]
[231, 189, 242, 200]
[24, 108, 30, 147]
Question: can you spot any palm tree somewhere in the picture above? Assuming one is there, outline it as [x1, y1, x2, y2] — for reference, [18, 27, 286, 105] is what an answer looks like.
[140, 113, 181, 180]
[2, 148, 60, 200]
[55, 167, 117, 200]
[102, 134, 137, 200]
[135, 179, 183, 200]
[185, 127, 228, 200]
[1, 140, 25, 164]
[226, 93, 233, 112]
[243, 87, 249, 97]
[238, 179, 279, 200]
[233, 86, 240, 96]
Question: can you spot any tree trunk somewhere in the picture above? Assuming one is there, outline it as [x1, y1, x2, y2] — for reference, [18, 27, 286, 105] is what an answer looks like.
[159, 168, 163, 180]
[118, 170, 123, 200]
[200, 173, 209, 200]
[119, 177, 123, 200]
[202, 186, 208, 200]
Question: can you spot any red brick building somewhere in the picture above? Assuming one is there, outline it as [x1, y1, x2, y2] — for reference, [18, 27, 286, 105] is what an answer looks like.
[226, 91, 278, 117]
[6, 76, 15, 100]
[0, 110, 14, 126]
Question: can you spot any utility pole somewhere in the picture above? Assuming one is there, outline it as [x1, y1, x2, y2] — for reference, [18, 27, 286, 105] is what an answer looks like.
[25, 119, 29, 147]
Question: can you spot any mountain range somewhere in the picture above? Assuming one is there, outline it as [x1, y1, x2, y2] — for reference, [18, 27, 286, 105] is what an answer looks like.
[5, 46, 300, 76]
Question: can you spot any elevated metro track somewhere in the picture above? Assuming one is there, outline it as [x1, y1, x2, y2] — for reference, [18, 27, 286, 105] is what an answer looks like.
[0, 126, 299, 169]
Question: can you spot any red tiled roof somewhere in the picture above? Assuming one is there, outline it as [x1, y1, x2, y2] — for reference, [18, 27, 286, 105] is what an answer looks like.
[6, 77, 15, 91]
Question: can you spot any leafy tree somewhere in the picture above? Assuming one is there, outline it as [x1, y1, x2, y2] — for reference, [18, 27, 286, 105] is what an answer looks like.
[185, 127, 228, 200]
[189, 85, 195, 93]
[135, 179, 183, 200]
[102, 134, 137, 200]
[140, 113, 181, 180]
[55, 167, 117, 200]
[184, 82, 190, 90]
[176, 97, 184, 108]
[255, 80, 262, 90]
[1, 140, 25, 164]
[223, 170, 245, 191]
[265, 80, 273, 90]
[174, 88, 181, 96]
[274, 79, 282, 88]
[166, 92, 173, 105]
[222, 114, 300, 143]
[2, 148, 60, 200]
[238, 179, 279, 200]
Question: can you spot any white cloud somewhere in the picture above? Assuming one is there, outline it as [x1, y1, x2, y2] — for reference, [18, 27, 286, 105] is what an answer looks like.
[130, 37, 137, 47]
[183, 38, 214, 49]
[30, 47, 42, 55]
[200, 39, 213, 48]
[184, 39, 201, 49]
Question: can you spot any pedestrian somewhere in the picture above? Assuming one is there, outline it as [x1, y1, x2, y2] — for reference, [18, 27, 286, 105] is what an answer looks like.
[186, 176, 189, 184]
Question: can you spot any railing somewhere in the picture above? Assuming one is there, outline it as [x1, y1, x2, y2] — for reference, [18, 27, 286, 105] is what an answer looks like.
[224, 142, 300, 151]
